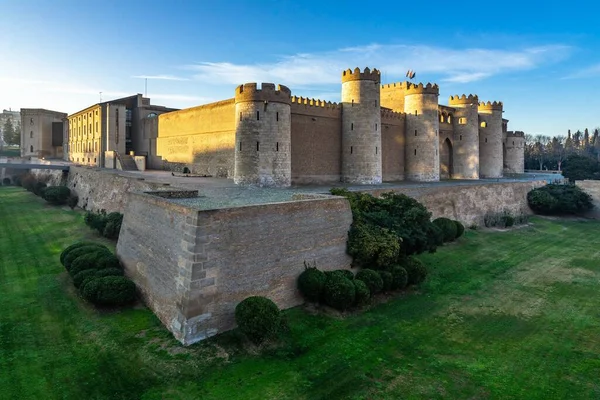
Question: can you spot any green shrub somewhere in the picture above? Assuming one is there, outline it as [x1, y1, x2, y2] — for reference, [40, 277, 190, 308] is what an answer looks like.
[79, 269, 124, 292]
[33, 181, 47, 197]
[297, 266, 326, 302]
[97, 254, 121, 270]
[93, 268, 124, 278]
[390, 265, 408, 290]
[42, 186, 70, 205]
[454, 220, 465, 238]
[379, 271, 393, 292]
[67, 195, 78, 210]
[433, 217, 458, 242]
[353, 279, 370, 306]
[69, 251, 107, 277]
[355, 269, 384, 295]
[103, 212, 123, 239]
[21, 173, 36, 191]
[347, 221, 400, 269]
[64, 245, 110, 271]
[330, 189, 440, 261]
[84, 210, 108, 234]
[73, 269, 98, 289]
[502, 213, 515, 227]
[60, 241, 106, 265]
[322, 274, 356, 311]
[429, 223, 444, 246]
[335, 269, 354, 281]
[82, 276, 136, 306]
[234, 296, 281, 344]
[527, 184, 593, 215]
[404, 257, 428, 285]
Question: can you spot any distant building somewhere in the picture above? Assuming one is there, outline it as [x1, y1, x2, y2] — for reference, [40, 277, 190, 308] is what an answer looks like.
[66, 94, 177, 168]
[20, 109, 67, 158]
[0, 109, 21, 145]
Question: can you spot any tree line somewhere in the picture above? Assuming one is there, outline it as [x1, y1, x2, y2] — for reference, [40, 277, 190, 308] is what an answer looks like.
[2, 119, 21, 147]
[524, 128, 600, 171]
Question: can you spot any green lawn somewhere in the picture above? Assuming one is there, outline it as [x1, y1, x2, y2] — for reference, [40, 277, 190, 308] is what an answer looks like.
[1, 186, 600, 399]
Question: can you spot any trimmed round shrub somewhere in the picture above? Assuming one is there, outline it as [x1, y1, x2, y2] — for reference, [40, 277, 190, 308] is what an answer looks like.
[42, 186, 71, 205]
[60, 241, 105, 265]
[404, 257, 428, 285]
[64, 245, 110, 271]
[69, 251, 107, 277]
[103, 212, 123, 239]
[33, 181, 47, 197]
[79, 268, 124, 292]
[297, 267, 326, 302]
[502, 214, 515, 227]
[323, 274, 356, 311]
[353, 279, 370, 306]
[429, 223, 444, 246]
[97, 253, 121, 270]
[433, 217, 458, 242]
[82, 276, 136, 306]
[335, 269, 354, 281]
[527, 184, 593, 215]
[355, 269, 384, 295]
[67, 195, 78, 210]
[234, 296, 281, 344]
[454, 220, 465, 239]
[73, 269, 98, 289]
[379, 271, 393, 292]
[2, 177, 11, 185]
[390, 265, 408, 290]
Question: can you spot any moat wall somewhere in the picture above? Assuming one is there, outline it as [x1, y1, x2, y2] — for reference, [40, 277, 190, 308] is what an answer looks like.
[575, 180, 600, 219]
[116, 193, 353, 345]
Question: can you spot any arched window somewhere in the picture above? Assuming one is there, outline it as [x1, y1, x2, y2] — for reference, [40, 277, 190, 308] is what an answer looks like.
[147, 112, 158, 118]
[447, 114, 453, 124]
[458, 117, 467, 125]
[480, 121, 487, 128]
[30, 145, 33, 152]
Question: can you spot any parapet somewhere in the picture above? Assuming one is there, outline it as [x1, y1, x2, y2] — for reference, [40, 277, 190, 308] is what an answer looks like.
[290, 96, 341, 117]
[448, 94, 479, 106]
[341, 67, 381, 83]
[506, 131, 525, 138]
[478, 101, 503, 111]
[380, 108, 404, 120]
[235, 83, 292, 104]
[404, 82, 439, 96]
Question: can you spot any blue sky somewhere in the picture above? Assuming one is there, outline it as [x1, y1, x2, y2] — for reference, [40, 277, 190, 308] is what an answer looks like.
[1, 0, 599, 137]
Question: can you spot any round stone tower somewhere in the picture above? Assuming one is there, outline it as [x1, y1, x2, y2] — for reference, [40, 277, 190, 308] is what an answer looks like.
[404, 82, 440, 181]
[478, 101, 504, 178]
[234, 83, 292, 187]
[341, 67, 382, 184]
[504, 131, 525, 173]
[448, 94, 479, 179]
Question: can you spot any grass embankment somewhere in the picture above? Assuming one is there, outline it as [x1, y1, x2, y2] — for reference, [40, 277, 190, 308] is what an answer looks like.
[1, 186, 599, 399]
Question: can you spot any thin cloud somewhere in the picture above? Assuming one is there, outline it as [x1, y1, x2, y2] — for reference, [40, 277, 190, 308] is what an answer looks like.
[184, 43, 572, 86]
[132, 74, 189, 81]
[561, 63, 600, 79]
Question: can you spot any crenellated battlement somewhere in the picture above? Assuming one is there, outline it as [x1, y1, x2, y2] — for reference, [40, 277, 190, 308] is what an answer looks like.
[478, 101, 503, 111]
[404, 82, 439, 95]
[381, 81, 410, 90]
[448, 94, 479, 106]
[380, 108, 404, 120]
[235, 82, 292, 104]
[506, 131, 525, 138]
[290, 96, 341, 118]
[341, 67, 381, 83]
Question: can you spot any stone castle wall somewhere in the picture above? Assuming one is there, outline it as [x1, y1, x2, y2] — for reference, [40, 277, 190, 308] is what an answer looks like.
[478, 102, 504, 178]
[290, 99, 342, 184]
[117, 192, 353, 345]
[381, 110, 406, 181]
[157, 99, 236, 178]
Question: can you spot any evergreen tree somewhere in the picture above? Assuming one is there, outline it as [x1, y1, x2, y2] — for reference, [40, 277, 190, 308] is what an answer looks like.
[2, 119, 19, 146]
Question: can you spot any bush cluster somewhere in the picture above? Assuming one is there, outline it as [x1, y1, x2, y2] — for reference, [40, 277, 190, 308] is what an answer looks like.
[84, 210, 124, 240]
[561, 154, 600, 182]
[527, 184, 593, 215]
[483, 210, 529, 228]
[331, 189, 441, 269]
[42, 186, 71, 205]
[297, 261, 427, 311]
[235, 296, 282, 344]
[59, 241, 135, 306]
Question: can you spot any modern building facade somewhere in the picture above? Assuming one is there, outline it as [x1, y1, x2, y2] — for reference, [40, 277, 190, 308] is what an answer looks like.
[20, 109, 67, 158]
[66, 94, 177, 168]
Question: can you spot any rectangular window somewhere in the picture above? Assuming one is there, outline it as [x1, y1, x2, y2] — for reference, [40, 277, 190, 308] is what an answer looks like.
[460, 135, 463, 141]
[415, 130, 417, 136]
[351, 123, 354, 131]
[240, 112, 242, 121]
[239, 142, 242, 151]
[485, 138, 488, 143]
[276, 112, 279, 121]
[375, 123, 377, 131]
[256, 141, 260, 151]
[414, 149, 417, 156]
[256, 111, 260, 121]
[350, 146, 353, 154]
[375, 147, 378, 154]
[276, 142, 279, 151]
